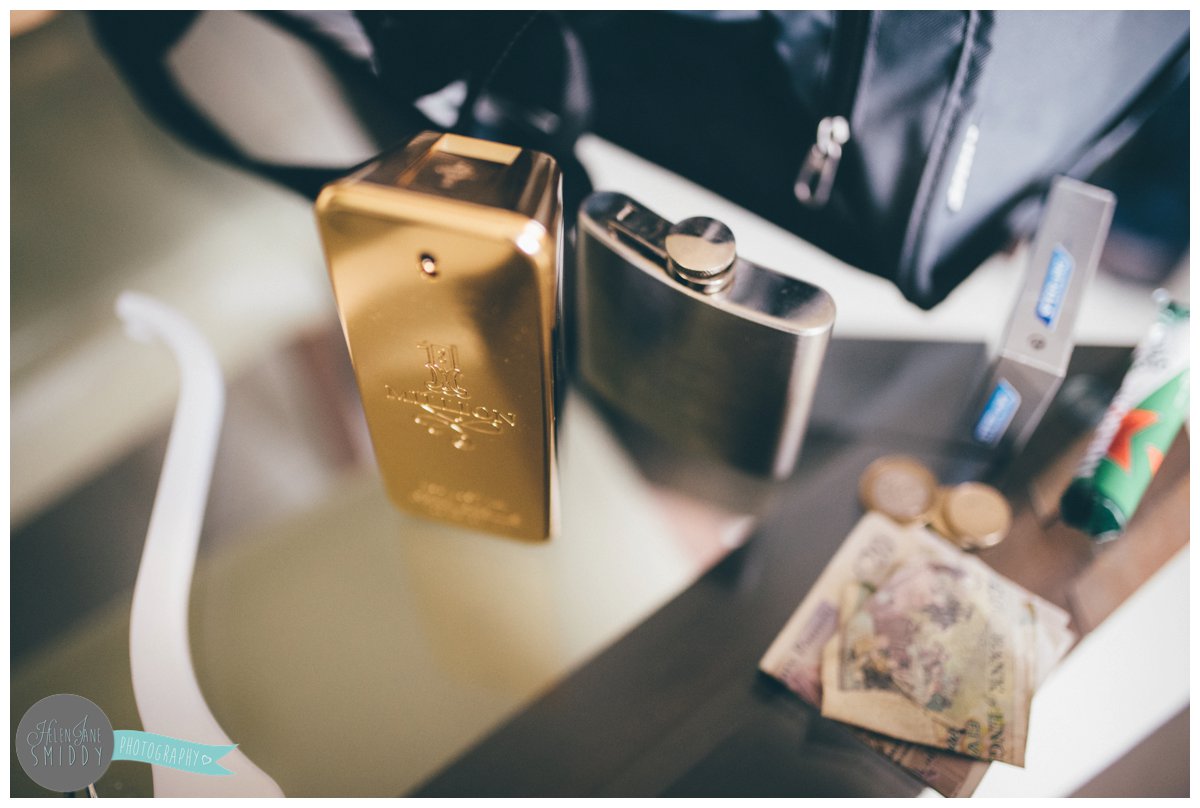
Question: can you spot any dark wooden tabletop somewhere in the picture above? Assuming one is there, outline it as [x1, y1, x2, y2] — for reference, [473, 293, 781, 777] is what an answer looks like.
[414, 339, 1153, 797]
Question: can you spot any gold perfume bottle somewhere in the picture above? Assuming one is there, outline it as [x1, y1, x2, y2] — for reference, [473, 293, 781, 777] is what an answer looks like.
[576, 191, 835, 479]
[315, 132, 562, 541]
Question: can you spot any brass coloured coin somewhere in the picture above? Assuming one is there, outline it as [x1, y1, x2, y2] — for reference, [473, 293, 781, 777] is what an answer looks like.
[859, 456, 938, 524]
[942, 481, 1012, 550]
[926, 486, 954, 540]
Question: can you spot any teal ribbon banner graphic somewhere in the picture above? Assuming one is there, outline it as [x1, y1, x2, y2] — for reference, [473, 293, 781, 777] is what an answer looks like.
[112, 730, 236, 776]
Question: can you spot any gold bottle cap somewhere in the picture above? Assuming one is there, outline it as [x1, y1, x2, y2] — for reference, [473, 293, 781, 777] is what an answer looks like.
[941, 481, 1012, 550]
[858, 455, 938, 524]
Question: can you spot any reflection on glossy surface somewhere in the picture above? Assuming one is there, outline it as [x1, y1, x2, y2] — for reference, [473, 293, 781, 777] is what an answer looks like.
[12, 387, 710, 797]
[191, 392, 709, 796]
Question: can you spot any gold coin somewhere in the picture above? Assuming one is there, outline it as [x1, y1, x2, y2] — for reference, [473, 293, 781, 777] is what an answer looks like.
[926, 486, 954, 539]
[942, 482, 1012, 550]
[858, 456, 938, 524]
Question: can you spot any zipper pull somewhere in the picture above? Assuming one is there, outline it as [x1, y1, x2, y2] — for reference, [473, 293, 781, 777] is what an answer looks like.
[794, 116, 850, 209]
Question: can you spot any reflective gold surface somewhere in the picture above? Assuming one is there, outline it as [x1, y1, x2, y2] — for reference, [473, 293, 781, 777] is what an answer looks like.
[316, 133, 562, 541]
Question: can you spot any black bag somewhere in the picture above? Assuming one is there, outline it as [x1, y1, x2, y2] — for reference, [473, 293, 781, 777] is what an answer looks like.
[565, 11, 1189, 308]
[90, 10, 1189, 309]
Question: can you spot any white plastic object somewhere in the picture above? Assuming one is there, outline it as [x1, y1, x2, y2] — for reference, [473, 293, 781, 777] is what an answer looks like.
[116, 292, 284, 797]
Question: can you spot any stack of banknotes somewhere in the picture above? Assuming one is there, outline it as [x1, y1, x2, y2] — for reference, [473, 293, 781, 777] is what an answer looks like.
[760, 512, 1075, 796]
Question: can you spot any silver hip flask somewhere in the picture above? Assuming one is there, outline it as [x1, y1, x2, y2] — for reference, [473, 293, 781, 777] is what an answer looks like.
[576, 191, 835, 478]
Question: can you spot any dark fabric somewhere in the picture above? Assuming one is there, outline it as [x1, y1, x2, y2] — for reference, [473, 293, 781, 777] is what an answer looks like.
[88, 10, 1189, 309]
[567, 11, 1187, 307]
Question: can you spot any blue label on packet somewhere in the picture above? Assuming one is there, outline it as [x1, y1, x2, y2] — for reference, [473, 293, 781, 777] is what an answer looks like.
[1035, 244, 1074, 330]
[974, 378, 1022, 445]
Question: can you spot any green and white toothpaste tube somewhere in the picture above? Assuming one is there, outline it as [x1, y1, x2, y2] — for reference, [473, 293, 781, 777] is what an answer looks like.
[1060, 296, 1189, 541]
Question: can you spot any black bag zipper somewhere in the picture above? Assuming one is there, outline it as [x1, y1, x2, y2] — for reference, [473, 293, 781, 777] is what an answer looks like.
[794, 10, 871, 208]
[896, 11, 993, 307]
